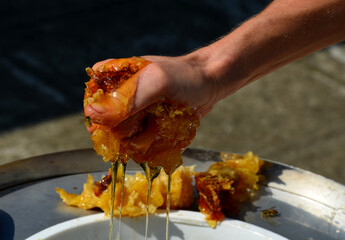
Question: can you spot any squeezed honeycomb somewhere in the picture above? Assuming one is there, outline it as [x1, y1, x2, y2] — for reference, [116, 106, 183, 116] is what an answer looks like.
[84, 57, 200, 174]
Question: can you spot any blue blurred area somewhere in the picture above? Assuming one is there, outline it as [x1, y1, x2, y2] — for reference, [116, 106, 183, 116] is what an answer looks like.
[0, 209, 15, 240]
[0, 0, 271, 132]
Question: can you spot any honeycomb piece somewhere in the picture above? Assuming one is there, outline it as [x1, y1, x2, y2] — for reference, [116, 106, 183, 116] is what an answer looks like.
[56, 166, 195, 216]
[194, 151, 264, 227]
[84, 57, 200, 174]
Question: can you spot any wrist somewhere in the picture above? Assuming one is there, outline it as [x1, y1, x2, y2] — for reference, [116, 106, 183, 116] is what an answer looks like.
[183, 46, 225, 105]
[186, 40, 251, 102]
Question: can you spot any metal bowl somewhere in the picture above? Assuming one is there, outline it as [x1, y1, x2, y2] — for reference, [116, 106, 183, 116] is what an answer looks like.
[0, 148, 344, 240]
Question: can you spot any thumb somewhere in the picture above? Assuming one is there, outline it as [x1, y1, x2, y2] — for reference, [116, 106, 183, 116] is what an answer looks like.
[133, 62, 170, 112]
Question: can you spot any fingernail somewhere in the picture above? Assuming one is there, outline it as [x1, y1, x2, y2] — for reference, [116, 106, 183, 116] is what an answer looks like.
[90, 102, 108, 114]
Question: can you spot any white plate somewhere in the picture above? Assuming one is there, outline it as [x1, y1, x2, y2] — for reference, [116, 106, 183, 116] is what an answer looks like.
[26, 210, 287, 240]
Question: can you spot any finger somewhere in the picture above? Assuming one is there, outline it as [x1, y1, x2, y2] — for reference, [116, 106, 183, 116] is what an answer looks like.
[133, 63, 169, 113]
[141, 55, 165, 62]
[84, 79, 137, 128]
[92, 59, 114, 70]
[84, 62, 145, 128]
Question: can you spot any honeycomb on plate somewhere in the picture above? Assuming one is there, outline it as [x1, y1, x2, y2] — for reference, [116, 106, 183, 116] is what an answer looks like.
[84, 57, 200, 174]
[195, 151, 264, 227]
[56, 166, 195, 217]
[57, 152, 264, 226]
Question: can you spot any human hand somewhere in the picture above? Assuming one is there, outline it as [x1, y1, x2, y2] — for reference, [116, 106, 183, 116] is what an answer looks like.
[85, 53, 220, 130]
[84, 56, 208, 169]
[134, 55, 218, 117]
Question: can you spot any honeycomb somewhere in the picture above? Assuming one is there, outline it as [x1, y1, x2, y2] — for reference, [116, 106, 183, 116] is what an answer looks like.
[56, 166, 195, 216]
[195, 151, 264, 227]
[84, 57, 200, 174]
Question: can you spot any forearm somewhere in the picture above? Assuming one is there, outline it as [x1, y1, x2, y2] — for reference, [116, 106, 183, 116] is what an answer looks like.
[191, 0, 345, 101]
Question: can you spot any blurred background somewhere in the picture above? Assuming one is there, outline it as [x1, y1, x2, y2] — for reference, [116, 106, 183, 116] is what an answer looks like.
[0, 0, 344, 184]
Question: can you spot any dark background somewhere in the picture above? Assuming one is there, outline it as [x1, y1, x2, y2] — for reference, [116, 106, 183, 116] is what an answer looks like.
[0, 0, 271, 132]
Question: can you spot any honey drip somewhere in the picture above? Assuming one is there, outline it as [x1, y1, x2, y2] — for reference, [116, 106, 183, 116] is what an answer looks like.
[166, 173, 172, 240]
[117, 162, 127, 240]
[109, 160, 119, 240]
[140, 162, 162, 240]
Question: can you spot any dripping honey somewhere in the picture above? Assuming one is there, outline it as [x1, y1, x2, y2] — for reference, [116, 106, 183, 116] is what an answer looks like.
[166, 173, 172, 240]
[140, 163, 162, 240]
[109, 161, 119, 240]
